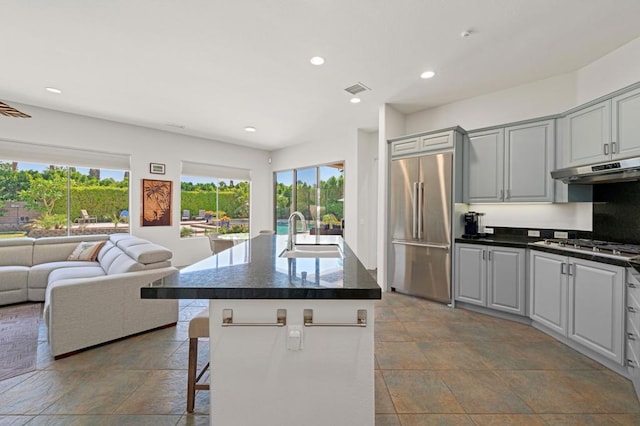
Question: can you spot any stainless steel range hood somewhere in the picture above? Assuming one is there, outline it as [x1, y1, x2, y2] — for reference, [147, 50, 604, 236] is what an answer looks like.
[551, 157, 640, 184]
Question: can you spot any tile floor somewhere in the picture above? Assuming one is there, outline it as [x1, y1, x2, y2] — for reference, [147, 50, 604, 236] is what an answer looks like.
[0, 293, 639, 425]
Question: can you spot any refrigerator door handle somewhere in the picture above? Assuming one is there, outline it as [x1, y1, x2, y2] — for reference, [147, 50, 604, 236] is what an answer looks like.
[412, 182, 418, 239]
[417, 182, 424, 239]
[392, 240, 450, 252]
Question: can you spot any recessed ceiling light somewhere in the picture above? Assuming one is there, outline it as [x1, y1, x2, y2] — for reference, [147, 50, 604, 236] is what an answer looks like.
[45, 87, 62, 94]
[460, 30, 471, 38]
[310, 56, 325, 66]
[244, 126, 257, 132]
[420, 70, 436, 79]
[350, 97, 361, 104]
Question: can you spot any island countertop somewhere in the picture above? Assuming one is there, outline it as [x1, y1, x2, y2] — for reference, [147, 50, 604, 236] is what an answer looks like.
[141, 234, 381, 300]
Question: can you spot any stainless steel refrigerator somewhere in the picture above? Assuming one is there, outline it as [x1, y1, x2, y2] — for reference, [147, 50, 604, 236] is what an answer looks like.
[389, 152, 452, 303]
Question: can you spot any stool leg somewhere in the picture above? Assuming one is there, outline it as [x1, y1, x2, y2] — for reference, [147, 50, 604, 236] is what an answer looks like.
[187, 337, 198, 413]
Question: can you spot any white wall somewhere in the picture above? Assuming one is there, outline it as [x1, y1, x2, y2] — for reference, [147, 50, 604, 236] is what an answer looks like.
[471, 203, 592, 231]
[269, 130, 358, 254]
[404, 73, 577, 134]
[576, 36, 640, 104]
[356, 129, 378, 270]
[1, 103, 272, 266]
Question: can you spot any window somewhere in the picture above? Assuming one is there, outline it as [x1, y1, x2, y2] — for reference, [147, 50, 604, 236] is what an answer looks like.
[0, 160, 129, 238]
[274, 162, 344, 236]
[180, 161, 251, 239]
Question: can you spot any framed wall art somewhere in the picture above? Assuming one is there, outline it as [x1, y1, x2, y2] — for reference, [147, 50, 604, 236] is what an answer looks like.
[150, 162, 166, 174]
[141, 179, 172, 226]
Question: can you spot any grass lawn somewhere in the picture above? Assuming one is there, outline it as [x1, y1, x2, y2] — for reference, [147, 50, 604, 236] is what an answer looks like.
[0, 232, 27, 239]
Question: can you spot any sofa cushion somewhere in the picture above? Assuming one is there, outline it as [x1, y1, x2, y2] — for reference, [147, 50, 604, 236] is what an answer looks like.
[33, 235, 108, 264]
[0, 238, 35, 267]
[106, 253, 144, 274]
[0, 266, 29, 291]
[48, 266, 106, 285]
[98, 244, 126, 273]
[28, 261, 101, 290]
[109, 233, 140, 246]
[67, 241, 106, 261]
[124, 243, 172, 265]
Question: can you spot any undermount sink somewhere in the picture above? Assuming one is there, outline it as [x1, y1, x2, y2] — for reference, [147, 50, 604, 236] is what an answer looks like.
[279, 244, 343, 259]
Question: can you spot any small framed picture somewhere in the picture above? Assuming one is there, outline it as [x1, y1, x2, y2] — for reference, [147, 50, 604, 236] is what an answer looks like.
[150, 163, 166, 175]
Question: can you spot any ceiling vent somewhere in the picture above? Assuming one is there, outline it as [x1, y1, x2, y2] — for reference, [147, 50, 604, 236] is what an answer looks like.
[344, 82, 371, 95]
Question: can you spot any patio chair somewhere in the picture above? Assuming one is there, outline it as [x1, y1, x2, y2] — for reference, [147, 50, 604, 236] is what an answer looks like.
[208, 234, 234, 255]
[182, 210, 190, 221]
[195, 209, 206, 221]
[74, 209, 97, 223]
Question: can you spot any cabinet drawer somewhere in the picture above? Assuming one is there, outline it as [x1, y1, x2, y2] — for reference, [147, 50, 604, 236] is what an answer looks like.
[421, 133, 452, 151]
[627, 340, 640, 369]
[391, 137, 420, 156]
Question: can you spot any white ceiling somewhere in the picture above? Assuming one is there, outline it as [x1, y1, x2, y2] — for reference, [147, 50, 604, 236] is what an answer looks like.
[1, 1, 640, 151]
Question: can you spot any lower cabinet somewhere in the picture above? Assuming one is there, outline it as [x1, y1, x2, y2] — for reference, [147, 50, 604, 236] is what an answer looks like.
[455, 243, 526, 315]
[529, 250, 625, 365]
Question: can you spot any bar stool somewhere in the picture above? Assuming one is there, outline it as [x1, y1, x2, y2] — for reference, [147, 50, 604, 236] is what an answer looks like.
[187, 307, 210, 412]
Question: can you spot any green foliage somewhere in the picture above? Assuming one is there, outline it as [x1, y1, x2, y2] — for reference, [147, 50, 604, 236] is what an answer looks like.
[31, 213, 67, 230]
[51, 186, 129, 221]
[322, 214, 340, 226]
[180, 227, 194, 237]
[218, 224, 249, 234]
[19, 174, 66, 214]
[180, 189, 247, 219]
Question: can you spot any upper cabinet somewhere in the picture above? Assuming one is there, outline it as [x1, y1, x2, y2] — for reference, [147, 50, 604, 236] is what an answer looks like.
[464, 119, 555, 203]
[564, 86, 640, 167]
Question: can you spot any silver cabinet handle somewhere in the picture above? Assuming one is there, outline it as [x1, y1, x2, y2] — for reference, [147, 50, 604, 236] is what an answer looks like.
[304, 309, 367, 327]
[629, 332, 636, 341]
[499, 189, 504, 201]
[417, 182, 424, 239]
[488, 250, 492, 261]
[561, 263, 567, 275]
[604, 143, 609, 155]
[412, 182, 418, 239]
[482, 250, 486, 261]
[628, 359, 636, 368]
[222, 308, 287, 327]
[568, 264, 573, 276]
[629, 283, 638, 289]
[612, 142, 617, 154]
[506, 189, 511, 200]
[628, 306, 638, 313]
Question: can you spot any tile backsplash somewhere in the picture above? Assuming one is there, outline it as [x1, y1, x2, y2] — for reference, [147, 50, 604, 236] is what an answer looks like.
[593, 181, 640, 244]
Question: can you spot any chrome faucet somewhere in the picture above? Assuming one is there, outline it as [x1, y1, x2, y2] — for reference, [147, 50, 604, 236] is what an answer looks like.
[287, 211, 307, 251]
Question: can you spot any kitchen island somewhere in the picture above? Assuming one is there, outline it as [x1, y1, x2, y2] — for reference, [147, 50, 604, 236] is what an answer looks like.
[142, 234, 381, 426]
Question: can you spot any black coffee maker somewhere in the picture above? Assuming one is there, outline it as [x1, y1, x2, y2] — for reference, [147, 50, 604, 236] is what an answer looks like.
[463, 211, 485, 238]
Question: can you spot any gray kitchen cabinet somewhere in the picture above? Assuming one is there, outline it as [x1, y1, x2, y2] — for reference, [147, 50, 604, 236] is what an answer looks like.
[568, 258, 624, 364]
[464, 119, 554, 203]
[626, 272, 640, 392]
[564, 100, 611, 166]
[529, 250, 568, 335]
[564, 86, 640, 166]
[390, 129, 455, 158]
[612, 86, 640, 160]
[455, 243, 525, 315]
[530, 250, 625, 365]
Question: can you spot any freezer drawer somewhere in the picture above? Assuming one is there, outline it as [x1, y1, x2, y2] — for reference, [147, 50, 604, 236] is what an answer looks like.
[390, 241, 451, 303]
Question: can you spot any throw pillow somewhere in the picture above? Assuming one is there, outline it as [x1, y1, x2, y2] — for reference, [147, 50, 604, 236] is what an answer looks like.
[67, 241, 106, 261]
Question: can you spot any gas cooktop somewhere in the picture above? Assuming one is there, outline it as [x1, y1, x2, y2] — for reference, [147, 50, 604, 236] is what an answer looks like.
[531, 238, 640, 261]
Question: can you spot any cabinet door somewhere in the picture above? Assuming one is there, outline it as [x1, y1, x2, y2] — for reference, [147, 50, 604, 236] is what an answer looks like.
[568, 259, 624, 364]
[391, 137, 420, 157]
[487, 247, 526, 315]
[612, 87, 640, 160]
[529, 251, 567, 335]
[504, 120, 555, 202]
[463, 129, 504, 203]
[565, 100, 611, 166]
[454, 244, 486, 306]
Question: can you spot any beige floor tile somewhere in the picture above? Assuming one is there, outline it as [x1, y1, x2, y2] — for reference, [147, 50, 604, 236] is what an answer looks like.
[375, 306, 400, 322]
[375, 321, 413, 342]
[416, 341, 493, 370]
[376, 370, 396, 413]
[375, 342, 431, 369]
[608, 413, 640, 425]
[469, 414, 548, 425]
[382, 370, 464, 414]
[176, 413, 211, 426]
[540, 413, 627, 425]
[114, 370, 187, 415]
[0, 416, 34, 426]
[397, 413, 475, 425]
[375, 413, 401, 426]
[25, 415, 182, 425]
[439, 370, 533, 414]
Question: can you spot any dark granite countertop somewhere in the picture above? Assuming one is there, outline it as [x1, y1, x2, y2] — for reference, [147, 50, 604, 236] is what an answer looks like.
[141, 234, 381, 300]
[455, 236, 635, 268]
[455, 236, 535, 249]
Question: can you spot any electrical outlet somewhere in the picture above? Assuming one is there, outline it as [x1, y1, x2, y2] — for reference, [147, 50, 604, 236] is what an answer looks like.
[554, 231, 569, 239]
[528, 230, 541, 237]
[484, 227, 494, 234]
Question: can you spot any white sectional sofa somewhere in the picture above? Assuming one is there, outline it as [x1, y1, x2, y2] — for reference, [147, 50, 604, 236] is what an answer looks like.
[0, 233, 178, 358]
